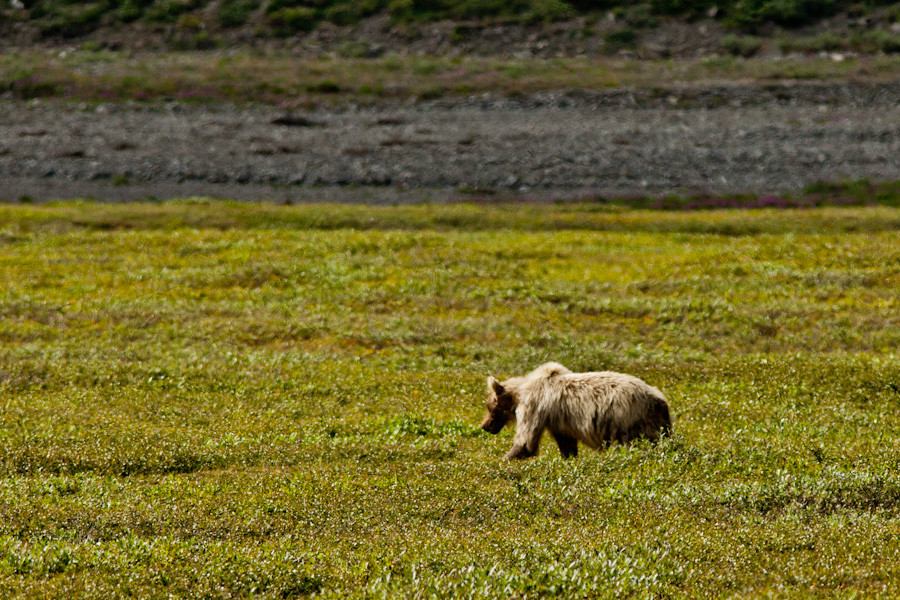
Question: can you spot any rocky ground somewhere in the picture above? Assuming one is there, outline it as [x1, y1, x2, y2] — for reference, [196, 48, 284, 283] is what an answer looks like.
[2, 80, 900, 204]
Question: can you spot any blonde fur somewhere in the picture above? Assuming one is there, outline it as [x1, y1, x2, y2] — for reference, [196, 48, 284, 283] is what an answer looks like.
[482, 362, 671, 459]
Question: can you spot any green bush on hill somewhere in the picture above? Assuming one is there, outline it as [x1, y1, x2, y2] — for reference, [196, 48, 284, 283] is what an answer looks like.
[217, 0, 260, 26]
[729, 0, 838, 27]
[28, 0, 111, 38]
[266, 5, 317, 33]
[143, 0, 202, 24]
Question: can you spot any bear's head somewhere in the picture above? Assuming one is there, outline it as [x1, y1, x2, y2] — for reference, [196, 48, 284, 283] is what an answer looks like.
[481, 376, 517, 434]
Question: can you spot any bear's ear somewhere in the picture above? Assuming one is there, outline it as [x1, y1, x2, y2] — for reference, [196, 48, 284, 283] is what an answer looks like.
[487, 376, 504, 396]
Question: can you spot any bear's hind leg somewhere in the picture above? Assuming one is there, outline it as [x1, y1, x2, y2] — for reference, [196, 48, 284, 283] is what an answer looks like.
[551, 432, 578, 458]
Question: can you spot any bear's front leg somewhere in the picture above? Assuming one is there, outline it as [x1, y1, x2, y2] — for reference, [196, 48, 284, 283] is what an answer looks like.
[504, 444, 534, 460]
[505, 407, 543, 459]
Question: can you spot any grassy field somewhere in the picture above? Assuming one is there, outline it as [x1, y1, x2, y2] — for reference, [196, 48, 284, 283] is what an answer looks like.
[2, 201, 900, 598]
[5, 50, 900, 104]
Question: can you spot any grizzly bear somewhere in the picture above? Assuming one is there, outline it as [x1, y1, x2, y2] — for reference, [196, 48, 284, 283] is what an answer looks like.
[481, 362, 671, 459]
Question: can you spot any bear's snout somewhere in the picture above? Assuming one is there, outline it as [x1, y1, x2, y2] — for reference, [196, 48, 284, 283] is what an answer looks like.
[481, 414, 504, 434]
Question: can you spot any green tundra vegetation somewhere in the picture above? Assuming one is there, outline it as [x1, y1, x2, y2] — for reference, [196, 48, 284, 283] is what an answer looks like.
[2, 197, 900, 597]
[5, 0, 900, 39]
[4, 49, 900, 104]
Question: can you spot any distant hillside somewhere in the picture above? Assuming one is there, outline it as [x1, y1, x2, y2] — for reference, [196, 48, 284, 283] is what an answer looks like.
[3, 0, 900, 55]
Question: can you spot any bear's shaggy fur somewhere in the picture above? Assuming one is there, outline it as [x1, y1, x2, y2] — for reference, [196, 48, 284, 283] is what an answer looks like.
[481, 362, 671, 459]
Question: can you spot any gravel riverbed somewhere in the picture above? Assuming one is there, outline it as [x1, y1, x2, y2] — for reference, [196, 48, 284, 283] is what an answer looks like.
[2, 82, 900, 203]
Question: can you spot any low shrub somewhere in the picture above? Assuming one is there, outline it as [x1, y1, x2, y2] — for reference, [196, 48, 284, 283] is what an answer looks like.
[217, 0, 260, 27]
[267, 6, 317, 33]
